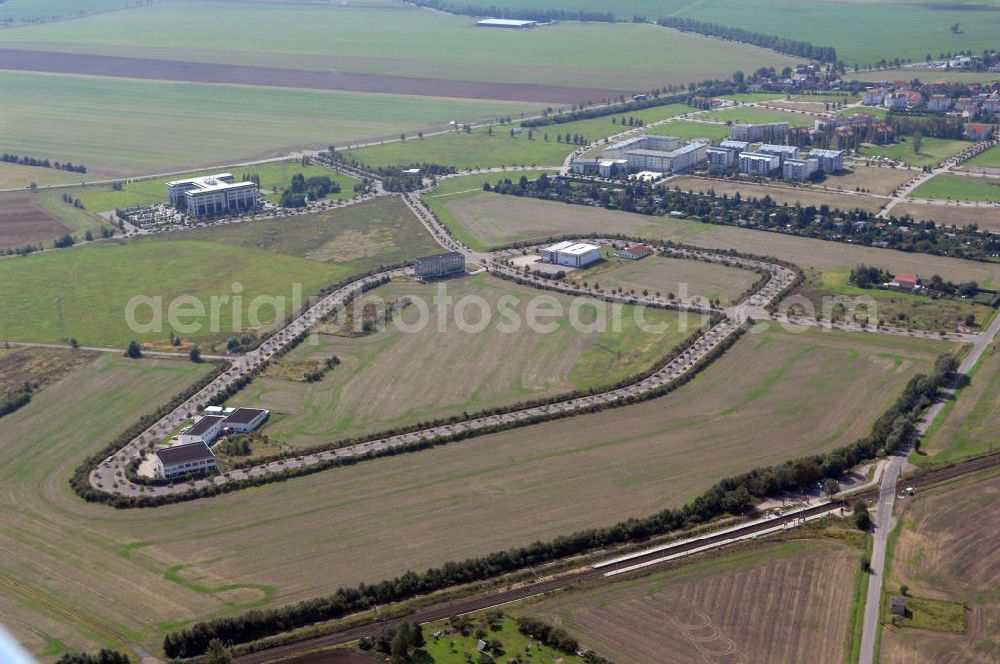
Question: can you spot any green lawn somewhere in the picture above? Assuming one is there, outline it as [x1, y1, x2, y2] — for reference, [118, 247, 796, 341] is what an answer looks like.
[75, 161, 359, 211]
[964, 145, 1000, 169]
[718, 92, 787, 103]
[0, 240, 340, 348]
[417, 614, 584, 664]
[837, 106, 888, 119]
[910, 174, 1000, 202]
[647, 120, 731, 141]
[860, 136, 970, 168]
[0, 197, 440, 348]
[347, 104, 691, 169]
[702, 107, 814, 127]
[0, 70, 539, 176]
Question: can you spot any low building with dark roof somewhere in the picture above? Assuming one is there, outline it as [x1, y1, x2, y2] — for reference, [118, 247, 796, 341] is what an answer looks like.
[179, 415, 225, 446]
[222, 407, 270, 433]
[154, 442, 216, 479]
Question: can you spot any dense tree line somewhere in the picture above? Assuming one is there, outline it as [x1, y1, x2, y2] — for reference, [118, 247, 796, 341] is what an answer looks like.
[656, 17, 838, 63]
[888, 114, 967, 141]
[501, 176, 1000, 262]
[55, 650, 130, 664]
[279, 173, 341, 207]
[410, 1, 614, 22]
[162, 348, 954, 657]
[2, 152, 87, 173]
[358, 621, 425, 662]
[516, 616, 578, 654]
[521, 92, 690, 128]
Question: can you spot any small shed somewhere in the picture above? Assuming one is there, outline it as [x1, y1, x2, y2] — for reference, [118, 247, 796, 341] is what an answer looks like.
[476, 639, 488, 652]
[890, 596, 907, 617]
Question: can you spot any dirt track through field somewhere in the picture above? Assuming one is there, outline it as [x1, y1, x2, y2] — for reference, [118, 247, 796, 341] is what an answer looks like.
[0, 48, 630, 104]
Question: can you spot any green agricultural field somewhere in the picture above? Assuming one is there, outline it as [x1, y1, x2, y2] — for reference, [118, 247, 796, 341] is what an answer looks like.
[0, 71, 539, 176]
[676, 0, 1000, 67]
[919, 342, 1000, 463]
[0, 240, 338, 349]
[910, 174, 1000, 202]
[0, 198, 439, 348]
[436, 192, 1000, 289]
[0, 161, 90, 190]
[860, 136, 970, 168]
[702, 107, 814, 127]
[0, 0, 135, 24]
[347, 104, 691, 169]
[0, 325, 950, 658]
[718, 92, 787, 103]
[75, 161, 359, 212]
[0, 2, 799, 90]
[964, 145, 1000, 169]
[237, 273, 695, 444]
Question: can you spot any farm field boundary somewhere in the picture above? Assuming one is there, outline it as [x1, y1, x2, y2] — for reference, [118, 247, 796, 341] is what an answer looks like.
[0, 48, 626, 104]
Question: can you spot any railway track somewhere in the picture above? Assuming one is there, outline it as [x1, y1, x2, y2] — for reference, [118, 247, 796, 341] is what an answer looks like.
[235, 452, 1000, 663]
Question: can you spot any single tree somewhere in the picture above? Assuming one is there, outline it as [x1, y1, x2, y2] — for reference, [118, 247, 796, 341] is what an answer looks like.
[189, 345, 202, 363]
[203, 639, 232, 664]
[124, 341, 142, 359]
[854, 504, 873, 531]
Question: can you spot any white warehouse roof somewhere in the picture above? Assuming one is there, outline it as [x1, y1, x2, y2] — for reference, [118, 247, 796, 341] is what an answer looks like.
[546, 242, 600, 256]
[477, 18, 537, 27]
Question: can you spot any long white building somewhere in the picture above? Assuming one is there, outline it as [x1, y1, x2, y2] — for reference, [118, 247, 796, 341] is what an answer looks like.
[604, 135, 707, 174]
[167, 173, 259, 219]
[542, 241, 601, 268]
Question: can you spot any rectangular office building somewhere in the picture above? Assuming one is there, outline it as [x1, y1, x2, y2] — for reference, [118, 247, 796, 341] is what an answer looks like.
[167, 173, 259, 219]
[414, 252, 465, 280]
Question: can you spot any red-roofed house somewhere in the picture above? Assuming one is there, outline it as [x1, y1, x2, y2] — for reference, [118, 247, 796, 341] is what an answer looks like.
[894, 273, 920, 290]
[965, 123, 994, 141]
[620, 244, 652, 260]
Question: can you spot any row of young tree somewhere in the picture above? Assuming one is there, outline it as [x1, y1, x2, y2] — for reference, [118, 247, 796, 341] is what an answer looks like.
[161, 349, 956, 657]
[657, 16, 839, 63]
[2, 152, 87, 173]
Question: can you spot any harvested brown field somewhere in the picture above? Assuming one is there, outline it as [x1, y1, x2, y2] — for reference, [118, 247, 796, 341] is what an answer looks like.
[526, 539, 859, 664]
[442, 193, 1000, 287]
[668, 176, 889, 213]
[0, 191, 72, 248]
[0, 327, 951, 656]
[881, 469, 1000, 663]
[818, 166, 914, 196]
[892, 202, 1000, 233]
[0, 48, 621, 105]
[0, 347, 97, 404]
